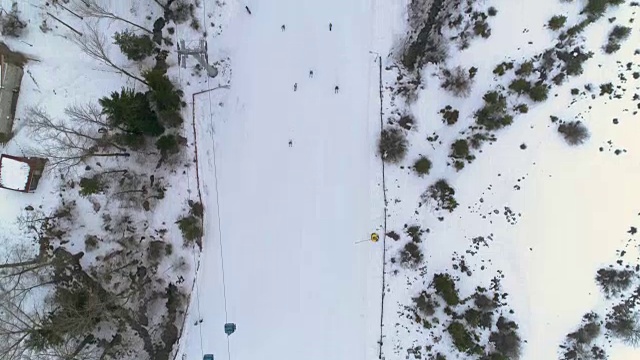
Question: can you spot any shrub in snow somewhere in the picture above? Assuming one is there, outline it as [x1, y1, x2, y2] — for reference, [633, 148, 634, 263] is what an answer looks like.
[168, 0, 195, 24]
[79, 175, 104, 196]
[398, 114, 416, 130]
[413, 156, 432, 176]
[475, 91, 513, 130]
[147, 240, 167, 264]
[177, 215, 202, 246]
[114, 29, 155, 61]
[0, 5, 26, 38]
[562, 312, 605, 359]
[439, 105, 459, 125]
[448, 321, 481, 355]
[558, 121, 589, 146]
[474, 292, 498, 311]
[84, 235, 100, 251]
[144, 69, 183, 112]
[378, 127, 408, 164]
[595, 268, 635, 297]
[509, 79, 531, 95]
[423, 179, 458, 212]
[450, 139, 471, 159]
[487, 6, 498, 16]
[489, 316, 522, 359]
[399, 241, 423, 268]
[156, 134, 182, 159]
[583, 0, 625, 19]
[441, 66, 474, 98]
[528, 83, 549, 102]
[557, 47, 593, 76]
[464, 308, 482, 328]
[514, 104, 529, 113]
[548, 15, 567, 30]
[405, 225, 424, 243]
[493, 62, 514, 76]
[433, 273, 459, 306]
[567, 312, 601, 345]
[603, 25, 631, 54]
[515, 61, 534, 77]
[605, 302, 640, 345]
[188, 200, 204, 217]
[413, 291, 438, 317]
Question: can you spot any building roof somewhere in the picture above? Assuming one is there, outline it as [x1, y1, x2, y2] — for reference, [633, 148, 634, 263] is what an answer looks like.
[0, 53, 23, 136]
[0, 155, 31, 191]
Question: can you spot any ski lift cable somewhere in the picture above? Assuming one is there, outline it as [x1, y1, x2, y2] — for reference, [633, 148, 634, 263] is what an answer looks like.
[201, 0, 232, 359]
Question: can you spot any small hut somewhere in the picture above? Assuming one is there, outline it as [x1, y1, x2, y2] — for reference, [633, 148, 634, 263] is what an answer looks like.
[0, 154, 47, 192]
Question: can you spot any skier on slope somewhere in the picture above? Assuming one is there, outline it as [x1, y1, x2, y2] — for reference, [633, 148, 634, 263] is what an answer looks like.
[334, 85, 339, 94]
[309, 70, 314, 78]
[294, 83, 298, 91]
[329, 23, 332, 31]
[281, 24, 286, 31]
[245, 6, 252, 14]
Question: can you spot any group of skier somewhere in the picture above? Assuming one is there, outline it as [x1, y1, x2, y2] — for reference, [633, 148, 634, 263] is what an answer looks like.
[244, 5, 339, 148]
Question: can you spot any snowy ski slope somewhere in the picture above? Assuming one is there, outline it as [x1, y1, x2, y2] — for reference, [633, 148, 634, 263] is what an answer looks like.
[179, 0, 403, 359]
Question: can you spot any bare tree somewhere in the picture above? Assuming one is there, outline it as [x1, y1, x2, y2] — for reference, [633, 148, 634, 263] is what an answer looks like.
[25, 106, 130, 172]
[73, 23, 148, 85]
[74, 0, 152, 34]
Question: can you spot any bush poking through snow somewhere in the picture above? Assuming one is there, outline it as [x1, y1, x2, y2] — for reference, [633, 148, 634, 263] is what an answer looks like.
[595, 268, 636, 298]
[79, 175, 104, 196]
[177, 215, 202, 247]
[561, 312, 604, 359]
[114, 29, 155, 61]
[475, 91, 513, 130]
[528, 83, 549, 102]
[413, 291, 439, 317]
[583, 0, 625, 19]
[558, 121, 590, 146]
[378, 127, 408, 163]
[440, 105, 459, 125]
[399, 242, 423, 268]
[398, 114, 416, 130]
[423, 179, 458, 212]
[509, 79, 531, 95]
[413, 156, 432, 176]
[84, 235, 100, 251]
[156, 134, 182, 159]
[433, 273, 460, 306]
[167, 0, 196, 24]
[0, 4, 26, 37]
[489, 316, 523, 359]
[548, 15, 567, 30]
[605, 302, 640, 345]
[450, 139, 470, 159]
[177, 201, 204, 247]
[441, 66, 474, 97]
[604, 25, 632, 54]
[448, 321, 481, 355]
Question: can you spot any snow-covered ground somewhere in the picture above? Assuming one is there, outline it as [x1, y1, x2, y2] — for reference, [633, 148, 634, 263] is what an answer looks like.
[2, 0, 639, 359]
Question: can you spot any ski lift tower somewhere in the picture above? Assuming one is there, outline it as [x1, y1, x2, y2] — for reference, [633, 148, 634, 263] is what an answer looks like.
[177, 38, 218, 78]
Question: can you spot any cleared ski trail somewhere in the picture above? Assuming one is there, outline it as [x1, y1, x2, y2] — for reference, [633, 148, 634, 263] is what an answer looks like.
[181, 1, 385, 359]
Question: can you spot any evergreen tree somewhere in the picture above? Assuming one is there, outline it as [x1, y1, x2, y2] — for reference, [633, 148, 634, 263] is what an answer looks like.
[113, 29, 155, 61]
[99, 88, 164, 136]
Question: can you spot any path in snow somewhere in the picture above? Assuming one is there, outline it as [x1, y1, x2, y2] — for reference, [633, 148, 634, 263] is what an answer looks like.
[181, 1, 384, 359]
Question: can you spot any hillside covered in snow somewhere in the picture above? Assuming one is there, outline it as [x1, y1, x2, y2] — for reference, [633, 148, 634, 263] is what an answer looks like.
[0, 0, 639, 360]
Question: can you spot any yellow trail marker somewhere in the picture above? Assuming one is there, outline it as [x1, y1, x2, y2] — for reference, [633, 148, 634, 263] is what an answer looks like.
[370, 233, 379, 242]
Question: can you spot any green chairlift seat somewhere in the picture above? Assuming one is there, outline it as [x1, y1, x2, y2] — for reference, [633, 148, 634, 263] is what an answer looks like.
[224, 323, 236, 335]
